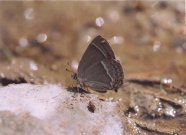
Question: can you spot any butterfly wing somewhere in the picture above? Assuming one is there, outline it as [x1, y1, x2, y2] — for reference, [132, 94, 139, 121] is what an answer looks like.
[78, 59, 124, 91]
[77, 35, 115, 75]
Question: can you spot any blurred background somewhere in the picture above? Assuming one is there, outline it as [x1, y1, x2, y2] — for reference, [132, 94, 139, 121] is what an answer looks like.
[1, 1, 186, 134]
[0, 1, 185, 87]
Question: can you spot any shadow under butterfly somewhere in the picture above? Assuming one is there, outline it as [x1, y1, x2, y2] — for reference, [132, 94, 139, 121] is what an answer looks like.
[73, 35, 124, 92]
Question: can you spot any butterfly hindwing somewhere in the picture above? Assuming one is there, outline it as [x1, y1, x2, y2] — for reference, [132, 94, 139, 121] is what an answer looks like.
[78, 59, 124, 91]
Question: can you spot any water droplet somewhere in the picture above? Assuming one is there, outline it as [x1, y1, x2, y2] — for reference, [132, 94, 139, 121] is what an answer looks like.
[165, 106, 176, 117]
[157, 107, 162, 112]
[109, 36, 124, 45]
[134, 105, 139, 112]
[95, 17, 104, 27]
[36, 33, 47, 43]
[107, 10, 120, 22]
[19, 37, 29, 47]
[161, 78, 172, 84]
[29, 61, 38, 71]
[153, 41, 161, 52]
[24, 8, 34, 20]
[174, 99, 186, 105]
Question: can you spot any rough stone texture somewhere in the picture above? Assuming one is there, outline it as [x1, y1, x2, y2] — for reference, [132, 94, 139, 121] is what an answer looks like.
[0, 84, 123, 135]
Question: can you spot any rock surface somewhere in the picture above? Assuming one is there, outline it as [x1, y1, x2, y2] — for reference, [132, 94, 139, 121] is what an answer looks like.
[0, 84, 123, 135]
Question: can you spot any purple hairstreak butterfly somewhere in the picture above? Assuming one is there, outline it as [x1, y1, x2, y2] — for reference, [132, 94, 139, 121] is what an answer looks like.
[73, 35, 124, 92]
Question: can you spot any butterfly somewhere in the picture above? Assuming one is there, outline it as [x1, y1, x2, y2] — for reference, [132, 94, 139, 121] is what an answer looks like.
[73, 35, 124, 92]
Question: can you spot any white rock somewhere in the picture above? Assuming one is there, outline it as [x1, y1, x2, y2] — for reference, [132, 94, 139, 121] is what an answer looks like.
[0, 84, 124, 135]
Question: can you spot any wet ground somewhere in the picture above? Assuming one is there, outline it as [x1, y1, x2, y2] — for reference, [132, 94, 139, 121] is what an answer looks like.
[0, 1, 186, 134]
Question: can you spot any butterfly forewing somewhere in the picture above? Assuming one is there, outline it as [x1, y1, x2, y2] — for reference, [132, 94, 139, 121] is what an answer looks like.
[90, 36, 115, 59]
[77, 36, 115, 75]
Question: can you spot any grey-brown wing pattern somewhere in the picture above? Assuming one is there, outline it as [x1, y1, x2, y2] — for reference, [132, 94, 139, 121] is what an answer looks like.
[77, 36, 115, 75]
[77, 35, 124, 91]
[78, 59, 123, 91]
